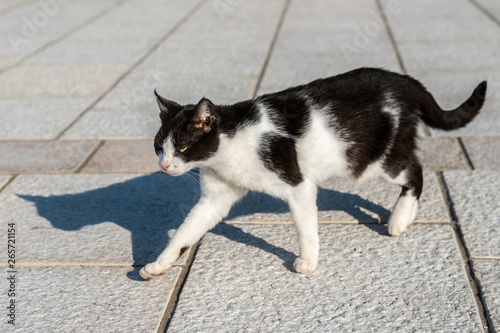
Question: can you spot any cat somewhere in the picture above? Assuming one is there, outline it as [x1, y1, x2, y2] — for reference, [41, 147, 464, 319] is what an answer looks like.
[140, 67, 486, 279]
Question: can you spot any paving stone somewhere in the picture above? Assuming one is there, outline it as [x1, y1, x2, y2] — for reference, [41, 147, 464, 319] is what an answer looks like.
[25, 39, 154, 64]
[399, 40, 500, 72]
[81, 139, 159, 174]
[430, 113, 500, 137]
[0, 140, 99, 173]
[1, 0, 121, 59]
[272, 30, 394, 56]
[462, 136, 500, 170]
[61, 110, 159, 139]
[0, 0, 30, 13]
[471, 260, 500, 331]
[0, 97, 94, 140]
[0, 265, 182, 332]
[415, 70, 500, 113]
[418, 137, 470, 171]
[0, 63, 130, 98]
[168, 224, 482, 332]
[281, 0, 384, 34]
[259, 52, 402, 90]
[165, 0, 283, 51]
[443, 171, 500, 257]
[226, 171, 448, 224]
[380, 0, 486, 20]
[67, 0, 199, 42]
[141, 47, 266, 78]
[0, 174, 199, 265]
[94, 74, 257, 111]
[387, 17, 500, 42]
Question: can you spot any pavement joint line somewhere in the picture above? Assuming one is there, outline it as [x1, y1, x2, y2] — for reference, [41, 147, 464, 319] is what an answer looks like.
[0, 262, 188, 268]
[456, 137, 475, 170]
[437, 171, 492, 332]
[251, 0, 291, 98]
[54, 0, 208, 141]
[375, 0, 407, 74]
[0, 174, 17, 193]
[471, 256, 500, 260]
[0, 0, 130, 75]
[163, 243, 200, 333]
[469, 0, 500, 28]
[0, 0, 34, 15]
[73, 140, 105, 174]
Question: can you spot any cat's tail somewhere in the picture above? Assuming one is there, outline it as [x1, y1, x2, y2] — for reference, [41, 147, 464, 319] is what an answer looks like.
[417, 81, 487, 131]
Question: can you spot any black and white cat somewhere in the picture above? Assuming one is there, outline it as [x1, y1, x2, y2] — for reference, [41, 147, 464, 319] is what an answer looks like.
[140, 67, 486, 279]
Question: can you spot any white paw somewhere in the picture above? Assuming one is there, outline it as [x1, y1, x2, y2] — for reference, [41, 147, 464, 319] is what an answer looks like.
[293, 258, 318, 274]
[388, 221, 407, 237]
[140, 262, 168, 279]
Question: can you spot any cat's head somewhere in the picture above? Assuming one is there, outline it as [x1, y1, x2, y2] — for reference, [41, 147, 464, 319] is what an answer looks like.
[153, 90, 220, 176]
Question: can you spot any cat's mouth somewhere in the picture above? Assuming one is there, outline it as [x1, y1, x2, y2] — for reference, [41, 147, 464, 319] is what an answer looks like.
[163, 168, 186, 177]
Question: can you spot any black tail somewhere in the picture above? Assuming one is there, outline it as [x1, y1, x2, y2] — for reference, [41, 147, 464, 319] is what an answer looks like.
[418, 81, 487, 131]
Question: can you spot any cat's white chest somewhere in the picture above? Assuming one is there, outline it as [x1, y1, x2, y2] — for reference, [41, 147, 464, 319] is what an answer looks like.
[208, 130, 291, 198]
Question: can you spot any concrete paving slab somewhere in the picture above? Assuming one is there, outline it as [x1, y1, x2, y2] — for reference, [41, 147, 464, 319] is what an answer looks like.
[142, 47, 266, 78]
[272, 30, 395, 56]
[0, 97, 94, 140]
[472, 260, 500, 331]
[81, 139, 159, 174]
[66, 0, 200, 42]
[259, 52, 402, 91]
[94, 74, 257, 111]
[164, 0, 283, 51]
[430, 113, 500, 137]
[0, 63, 131, 98]
[418, 137, 470, 171]
[0, 265, 182, 333]
[443, 171, 500, 258]
[0, 140, 99, 174]
[462, 136, 500, 170]
[380, 0, 486, 20]
[281, 0, 383, 34]
[168, 224, 482, 332]
[0, 174, 199, 265]
[399, 40, 500, 72]
[0, 0, 121, 61]
[0, 0, 31, 13]
[61, 110, 159, 139]
[226, 171, 448, 224]
[387, 17, 500, 42]
[24, 39, 154, 64]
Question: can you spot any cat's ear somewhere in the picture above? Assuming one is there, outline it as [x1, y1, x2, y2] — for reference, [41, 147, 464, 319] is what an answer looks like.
[154, 89, 181, 117]
[190, 98, 216, 133]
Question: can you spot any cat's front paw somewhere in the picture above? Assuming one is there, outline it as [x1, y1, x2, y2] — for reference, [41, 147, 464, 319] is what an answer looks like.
[140, 262, 168, 279]
[293, 258, 318, 274]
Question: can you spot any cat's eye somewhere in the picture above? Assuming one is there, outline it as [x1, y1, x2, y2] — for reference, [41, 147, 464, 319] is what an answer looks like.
[179, 146, 188, 153]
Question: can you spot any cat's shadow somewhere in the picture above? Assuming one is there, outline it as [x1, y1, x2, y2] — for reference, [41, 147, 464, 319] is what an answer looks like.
[18, 172, 390, 280]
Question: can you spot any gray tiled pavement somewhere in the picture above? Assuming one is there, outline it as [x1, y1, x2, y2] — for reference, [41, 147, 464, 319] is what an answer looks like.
[0, 0, 499, 332]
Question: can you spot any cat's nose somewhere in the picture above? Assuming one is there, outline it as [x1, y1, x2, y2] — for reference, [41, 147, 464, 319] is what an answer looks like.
[160, 160, 170, 171]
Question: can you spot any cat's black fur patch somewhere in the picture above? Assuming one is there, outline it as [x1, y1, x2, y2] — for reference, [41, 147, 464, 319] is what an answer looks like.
[218, 100, 260, 137]
[259, 90, 311, 137]
[259, 133, 303, 186]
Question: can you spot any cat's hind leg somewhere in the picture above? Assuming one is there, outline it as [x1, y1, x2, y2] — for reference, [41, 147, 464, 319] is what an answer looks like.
[287, 180, 320, 274]
[387, 163, 423, 236]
